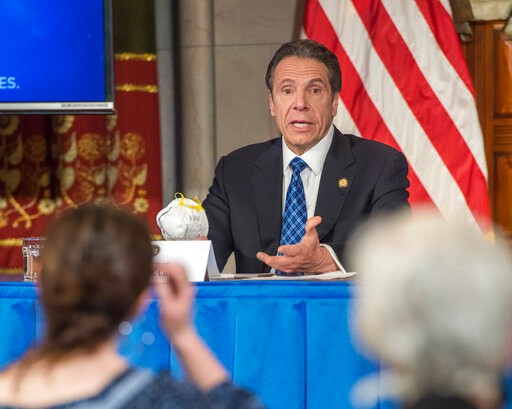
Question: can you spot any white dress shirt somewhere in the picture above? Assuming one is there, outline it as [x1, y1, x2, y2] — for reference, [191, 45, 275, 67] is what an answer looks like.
[281, 125, 346, 272]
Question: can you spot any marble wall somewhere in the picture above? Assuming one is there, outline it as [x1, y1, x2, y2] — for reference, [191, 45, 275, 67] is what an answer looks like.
[213, 0, 305, 159]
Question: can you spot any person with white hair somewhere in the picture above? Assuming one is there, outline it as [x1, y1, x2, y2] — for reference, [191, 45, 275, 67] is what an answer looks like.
[349, 208, 512, 409]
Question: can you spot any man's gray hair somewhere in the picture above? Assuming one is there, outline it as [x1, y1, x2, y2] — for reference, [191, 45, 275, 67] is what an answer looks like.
[265, 39, 342, 96]
[349, 208, 512, 404]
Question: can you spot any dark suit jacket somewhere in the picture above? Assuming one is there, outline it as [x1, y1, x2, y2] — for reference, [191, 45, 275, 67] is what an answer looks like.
[203, 127, 410, 273]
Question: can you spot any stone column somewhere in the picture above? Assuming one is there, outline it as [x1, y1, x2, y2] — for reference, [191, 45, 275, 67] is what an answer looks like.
[155, 0, 176, 203]
[177, 0, 216, 200]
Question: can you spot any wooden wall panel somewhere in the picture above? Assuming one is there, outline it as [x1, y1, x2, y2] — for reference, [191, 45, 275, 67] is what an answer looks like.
[494, 33, 512, 115]
[494, 154, 512, 231]
[462, 21, 512, 236]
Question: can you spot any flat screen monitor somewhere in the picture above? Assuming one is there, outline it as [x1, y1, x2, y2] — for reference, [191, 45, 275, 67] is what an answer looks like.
[0, 0, 114, 114]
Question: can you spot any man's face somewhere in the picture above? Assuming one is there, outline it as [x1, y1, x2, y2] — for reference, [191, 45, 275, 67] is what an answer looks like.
[269, 56, 338, 155]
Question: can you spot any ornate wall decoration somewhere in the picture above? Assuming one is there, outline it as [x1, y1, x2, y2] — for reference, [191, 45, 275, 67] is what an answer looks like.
[0, 52, 163, 274]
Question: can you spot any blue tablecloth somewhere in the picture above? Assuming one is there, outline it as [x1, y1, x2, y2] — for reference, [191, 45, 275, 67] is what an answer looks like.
[0, 281, 384, 409]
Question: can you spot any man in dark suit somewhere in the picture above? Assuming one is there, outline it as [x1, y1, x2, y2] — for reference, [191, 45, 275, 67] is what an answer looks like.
[203, 39, 410, 274]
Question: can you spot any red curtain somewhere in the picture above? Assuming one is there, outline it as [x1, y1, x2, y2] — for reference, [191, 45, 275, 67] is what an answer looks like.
[0, 53, 163, 274]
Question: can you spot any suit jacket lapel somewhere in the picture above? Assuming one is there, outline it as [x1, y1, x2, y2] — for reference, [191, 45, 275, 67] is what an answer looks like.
[251, 139, 283, 256]
[315, 128, 355, 240]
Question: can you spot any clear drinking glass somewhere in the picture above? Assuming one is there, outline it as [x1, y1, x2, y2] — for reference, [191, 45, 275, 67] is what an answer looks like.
[22, 237, 45, 282]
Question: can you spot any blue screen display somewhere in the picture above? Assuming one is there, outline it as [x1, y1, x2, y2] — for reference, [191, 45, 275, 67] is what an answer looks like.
[0, 0, 109, 105]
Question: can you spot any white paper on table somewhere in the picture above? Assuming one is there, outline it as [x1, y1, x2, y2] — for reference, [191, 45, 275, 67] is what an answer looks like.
[210, 270, 357, 281]
[152, 240, 220, 282]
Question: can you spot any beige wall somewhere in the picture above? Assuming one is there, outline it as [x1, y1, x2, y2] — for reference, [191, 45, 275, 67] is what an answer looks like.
[213, 0, 305, 158]
[176, 0, 304, 200]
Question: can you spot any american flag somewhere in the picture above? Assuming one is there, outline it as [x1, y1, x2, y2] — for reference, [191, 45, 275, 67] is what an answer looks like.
[303, 0, 491, 232]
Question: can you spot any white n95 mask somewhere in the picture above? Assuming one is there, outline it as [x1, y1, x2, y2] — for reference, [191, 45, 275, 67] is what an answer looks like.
[156, 193, 209, 240]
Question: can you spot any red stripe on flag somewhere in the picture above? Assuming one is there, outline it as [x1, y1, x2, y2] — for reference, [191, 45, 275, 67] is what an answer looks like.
[304, 0, 433, 204]
[351, 0, 490, 222]
[415, 0, 475, 95]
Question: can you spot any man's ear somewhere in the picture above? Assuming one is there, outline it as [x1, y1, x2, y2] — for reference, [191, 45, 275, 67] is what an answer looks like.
[269, 92, 276, 117]
[331, 94, 339, 117]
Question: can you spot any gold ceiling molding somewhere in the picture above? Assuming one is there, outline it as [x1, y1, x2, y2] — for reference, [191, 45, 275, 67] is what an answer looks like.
[116, 84, 159, 93]
[115, 53, 157, 62]
[451, 0, 512, 40]
[0, 238, 23, 247]
[0, 268, 22, 275]
[469, 0, 512, 20]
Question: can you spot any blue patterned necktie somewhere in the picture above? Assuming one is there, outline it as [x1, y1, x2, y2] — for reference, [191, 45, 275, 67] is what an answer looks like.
[280, 157, 308, 246]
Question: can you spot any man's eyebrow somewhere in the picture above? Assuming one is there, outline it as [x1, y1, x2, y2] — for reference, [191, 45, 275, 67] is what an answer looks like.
[276, 77, 327, 86]
[307, 77, 328, 85]
[275, 78, 296, 86]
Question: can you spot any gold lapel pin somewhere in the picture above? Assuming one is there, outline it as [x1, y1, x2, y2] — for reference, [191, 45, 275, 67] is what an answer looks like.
[338, 177, 349, 188]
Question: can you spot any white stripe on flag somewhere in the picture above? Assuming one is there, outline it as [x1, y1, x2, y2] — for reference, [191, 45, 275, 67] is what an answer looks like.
[316, 0, 479, 227]
[382, 0, 488, 177]
[439, 0, 453, 16]
[334, 97, 361, 137]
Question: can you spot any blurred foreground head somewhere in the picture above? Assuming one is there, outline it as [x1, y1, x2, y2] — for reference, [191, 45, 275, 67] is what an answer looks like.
[40, 204, 153, 356]
[350, 208, 512, 406]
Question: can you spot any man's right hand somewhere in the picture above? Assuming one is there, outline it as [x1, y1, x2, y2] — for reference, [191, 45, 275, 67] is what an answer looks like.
[256, 216, 338, 274]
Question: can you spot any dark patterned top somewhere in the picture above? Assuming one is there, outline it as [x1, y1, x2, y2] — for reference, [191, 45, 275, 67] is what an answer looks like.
[0, 368, 265, 409]
[404, 396, 479, 409]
